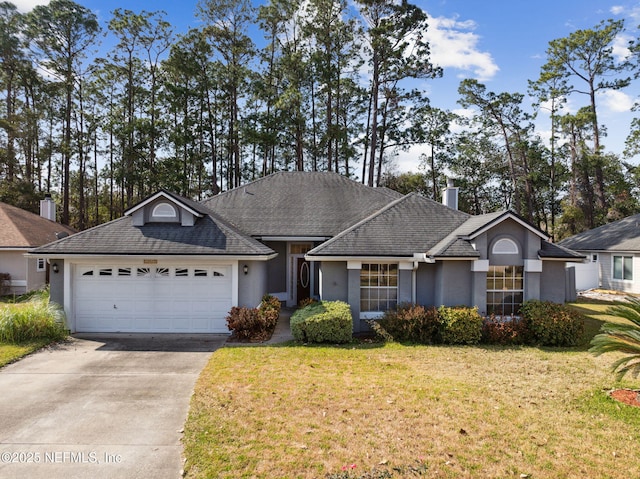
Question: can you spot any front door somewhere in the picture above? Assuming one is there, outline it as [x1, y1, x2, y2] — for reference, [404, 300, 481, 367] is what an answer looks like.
[296, 257, 311, 305]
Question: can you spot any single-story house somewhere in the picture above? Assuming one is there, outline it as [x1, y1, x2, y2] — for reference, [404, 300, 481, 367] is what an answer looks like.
[0, 196, 75, 295]
[32, 171, 584, 333]
[559, 213, 640, 294]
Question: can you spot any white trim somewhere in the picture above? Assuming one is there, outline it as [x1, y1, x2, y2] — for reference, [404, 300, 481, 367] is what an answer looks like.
[492, 238, 519, 254]
[260, 236, 329, 242]
[347, 261, 362, 270]
[9, 280, 27, 287]
[471, 259, 489, 272]
[466, 212, 549, 241]
[152, 202, 177, 218]
[123, 191, 203, 218]
[398, 261, 415, 270]
[524, 259, 543, 273]
[306, 255, 415, 262]
[36, 257, 46, 272]
[27, 253, 277, 262]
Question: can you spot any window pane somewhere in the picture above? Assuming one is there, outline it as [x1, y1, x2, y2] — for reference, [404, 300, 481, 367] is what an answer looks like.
[624, 257, 633, 280]
[613, 256, 623, 280]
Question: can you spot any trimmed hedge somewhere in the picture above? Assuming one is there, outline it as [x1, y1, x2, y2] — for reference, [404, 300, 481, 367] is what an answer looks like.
[291, 301, 352, 343]
[438, 305, 483, 345]
[376, 303, 440, 344]
[520, 300, 584, 346]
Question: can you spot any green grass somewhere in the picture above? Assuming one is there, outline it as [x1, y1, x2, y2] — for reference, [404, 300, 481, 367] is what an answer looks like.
[0, 339, 52, 367]
[0, 290, 67, 366]
[184, 323, 640, 479]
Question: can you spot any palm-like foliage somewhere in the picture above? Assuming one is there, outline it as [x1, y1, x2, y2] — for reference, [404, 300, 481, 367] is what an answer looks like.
[589, 297, 640, 380]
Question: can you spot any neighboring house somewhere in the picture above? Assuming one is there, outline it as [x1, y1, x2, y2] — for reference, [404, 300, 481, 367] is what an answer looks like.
[559, 213, 640, 294]
[32, 172, 584, 334]
[0, 196, 75, 295]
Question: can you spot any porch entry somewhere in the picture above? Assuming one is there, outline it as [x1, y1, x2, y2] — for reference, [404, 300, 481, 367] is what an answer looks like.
[290, 243, 312, 306]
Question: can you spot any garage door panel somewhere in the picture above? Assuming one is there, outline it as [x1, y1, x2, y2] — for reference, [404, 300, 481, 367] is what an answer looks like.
[73, 264, 234, 333]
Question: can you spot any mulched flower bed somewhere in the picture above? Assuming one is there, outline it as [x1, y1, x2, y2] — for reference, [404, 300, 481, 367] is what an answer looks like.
[610, 389, 640, 408]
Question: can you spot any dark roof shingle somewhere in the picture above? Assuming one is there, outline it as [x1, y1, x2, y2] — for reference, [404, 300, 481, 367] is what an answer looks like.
[559, 213, 640, 252]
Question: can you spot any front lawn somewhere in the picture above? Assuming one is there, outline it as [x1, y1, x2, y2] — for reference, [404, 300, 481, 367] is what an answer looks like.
[184, 331, 640, 478]
[0, 339, 52, 367]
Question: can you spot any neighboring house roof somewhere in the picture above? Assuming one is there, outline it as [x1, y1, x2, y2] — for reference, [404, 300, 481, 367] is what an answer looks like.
[32, 197, 275, 257]
[539, 241, 586, 260]
[559, 213, 640, 252]
[306, 193, 471, 258]
[201, 171, 403, 238]
[0, 202, 75, 249]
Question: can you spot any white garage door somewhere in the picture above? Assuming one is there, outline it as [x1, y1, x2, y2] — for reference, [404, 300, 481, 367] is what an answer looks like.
[74, 264, 232, 333]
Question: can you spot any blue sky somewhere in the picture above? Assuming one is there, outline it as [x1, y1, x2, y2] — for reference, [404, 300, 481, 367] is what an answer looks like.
[14, 0, 640, 173]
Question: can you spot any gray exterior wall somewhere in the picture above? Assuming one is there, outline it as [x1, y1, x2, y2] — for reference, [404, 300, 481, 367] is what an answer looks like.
[540, 261, 569, 303]
[319, 261, 349, 303]
[416, 263, 436, 306]
[434, 261, 472, 306]
[238, 260, 269, 307]
[264, 241, 287, 294]
[49, 258, 65, 307]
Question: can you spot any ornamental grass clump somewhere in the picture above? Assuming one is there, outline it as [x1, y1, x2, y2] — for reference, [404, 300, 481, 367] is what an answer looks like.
[0, 290, 67, 342]
[589, 297, 640, 380]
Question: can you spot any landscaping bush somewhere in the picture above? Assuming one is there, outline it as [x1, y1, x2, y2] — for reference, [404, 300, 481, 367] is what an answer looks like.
[291, 301, 352, 343]
[226, 294, 281, 341]
[482, 315, 529, 345]
[520, 300, 584, 346]
[438, 306, 483, 345]
[0, 290, 66, 342]
[375, 303, 440, 344]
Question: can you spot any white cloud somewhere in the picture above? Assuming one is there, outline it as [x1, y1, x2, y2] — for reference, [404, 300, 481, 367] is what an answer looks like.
[613, 33, 632, 61]
[611, 5, 625, 15]
[13, 0, 49, 12]
[424, 14, 499, 82]
[598, 89, 634, 113]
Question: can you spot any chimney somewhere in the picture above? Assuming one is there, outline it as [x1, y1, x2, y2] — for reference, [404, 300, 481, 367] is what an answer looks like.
[40, 193, 56, 222]
[442, 178, 458, 210]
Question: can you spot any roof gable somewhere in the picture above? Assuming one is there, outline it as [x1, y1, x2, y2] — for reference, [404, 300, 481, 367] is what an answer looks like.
[307, 193, 470, 257]
[201, 171, 403, 238]
[0, 202, 75, 248]
[559, 213, 640, 252]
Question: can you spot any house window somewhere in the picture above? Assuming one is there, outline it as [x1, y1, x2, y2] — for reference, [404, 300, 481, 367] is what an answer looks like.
[591, 254, 598, 263]
[492, 238, 519, 255]
[360, 263, 398, 312]
[613, 255, 633, 281]
[486, 265, 524, 316]
[152, 202, 177, 218]
[175, 268, 189, 277]
[36, 258, 46, 272]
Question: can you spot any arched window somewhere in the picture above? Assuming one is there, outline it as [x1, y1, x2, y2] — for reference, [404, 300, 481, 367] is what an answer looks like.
[492, 238, 518, 255]
[152, 202, 177, 218]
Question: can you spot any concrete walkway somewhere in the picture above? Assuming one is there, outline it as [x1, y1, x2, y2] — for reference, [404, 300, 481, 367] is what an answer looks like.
[0, 334, 226, 479]
[265, 308, 295, 344]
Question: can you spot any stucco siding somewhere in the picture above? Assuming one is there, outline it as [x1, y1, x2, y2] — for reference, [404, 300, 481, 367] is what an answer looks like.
[264, 241, 287, 294]
[436, 261, 472, 307]
[541, 262, 568, 303]
[319, 261, 349, 303]
[416, 263, 436, 306]
[238, 260, 268, 307]
[49, 259, 65, 307]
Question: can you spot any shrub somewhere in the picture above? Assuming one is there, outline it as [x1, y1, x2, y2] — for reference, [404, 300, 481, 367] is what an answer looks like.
[226, 295, 281, 341]
[0, 290, 67, 342]
[291, 301, 352, 343]
[590, 297, 640, 379]
[375, 303, 440, 344]
[520, 300, 584, 347]
[482, 315, 529, 345]
[438, 306, 483, 345]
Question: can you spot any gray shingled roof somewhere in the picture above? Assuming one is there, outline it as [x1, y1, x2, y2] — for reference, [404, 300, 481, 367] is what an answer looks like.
[539, 241, 586, 259]
[201, 171, 403, 237]
[307, 193, 470, 257]
[559, 213, 640, 252]
[32, 206, 275, 257]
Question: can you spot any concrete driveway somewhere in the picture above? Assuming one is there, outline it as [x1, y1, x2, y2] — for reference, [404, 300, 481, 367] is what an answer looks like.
[0, 334, 226, 479]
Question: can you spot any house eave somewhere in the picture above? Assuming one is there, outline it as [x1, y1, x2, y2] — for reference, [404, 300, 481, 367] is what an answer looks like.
[27, 253, 278, 261]
[259, 236, 331, 242]
[305, 254, 415, 262]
